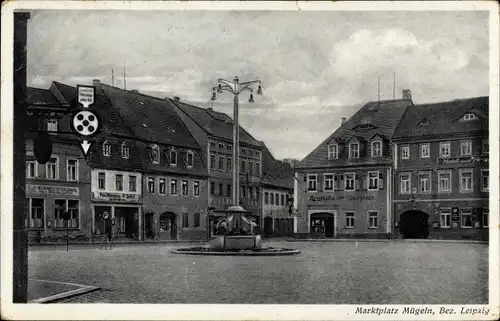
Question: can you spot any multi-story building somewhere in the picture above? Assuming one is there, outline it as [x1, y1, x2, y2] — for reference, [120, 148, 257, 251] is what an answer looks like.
[392, 96, 489, 240]
[294, 91, 413, 238]
[25, 86, 92, 243]
[170, 100, 263, 237]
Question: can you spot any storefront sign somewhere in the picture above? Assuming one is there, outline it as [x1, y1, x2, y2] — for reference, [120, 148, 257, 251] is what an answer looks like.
[26, 184, 79, 196]
[438, 156, 488, 165]
[92, 191, 141, 203]
[309, 194, 375, 203]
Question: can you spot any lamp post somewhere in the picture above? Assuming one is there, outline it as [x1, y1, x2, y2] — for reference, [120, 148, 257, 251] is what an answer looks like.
[211, 77, 262, 208]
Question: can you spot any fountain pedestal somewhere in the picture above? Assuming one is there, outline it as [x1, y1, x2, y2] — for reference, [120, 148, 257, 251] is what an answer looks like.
[210, 235, 262, 250]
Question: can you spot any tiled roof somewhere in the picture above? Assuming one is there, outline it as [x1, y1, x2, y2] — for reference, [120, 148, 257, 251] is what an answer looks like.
[26, 87, 62, 106]
[170, 100, 262, 148]
[393, 96, 488, 139]
[261, 143, 294, 189]
[298, 99, 412, 169]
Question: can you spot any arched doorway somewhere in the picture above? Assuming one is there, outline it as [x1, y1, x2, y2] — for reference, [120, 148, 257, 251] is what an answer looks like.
[399, 210, 430, 239]
[310, 212, 335, 238]
[159, 212, 177, 240]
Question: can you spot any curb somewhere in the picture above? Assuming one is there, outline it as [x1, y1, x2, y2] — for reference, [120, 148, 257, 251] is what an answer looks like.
[29, 279, 101, 303]
[172, 249, 302, 256]
[286, 239, 489, 244]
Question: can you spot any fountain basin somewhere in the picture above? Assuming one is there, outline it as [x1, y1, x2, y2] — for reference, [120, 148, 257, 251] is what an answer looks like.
[209, 235, 262, 250]
[172, 246, 301, 256]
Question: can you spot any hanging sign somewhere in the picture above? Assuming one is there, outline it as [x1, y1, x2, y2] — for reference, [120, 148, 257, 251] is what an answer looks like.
[71, 84, 101, 158]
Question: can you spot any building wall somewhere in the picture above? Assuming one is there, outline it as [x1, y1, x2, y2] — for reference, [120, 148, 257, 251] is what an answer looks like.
[25, 139, 92, 242]
[295, 166, 392, 238]
[262, 186, 293, 236]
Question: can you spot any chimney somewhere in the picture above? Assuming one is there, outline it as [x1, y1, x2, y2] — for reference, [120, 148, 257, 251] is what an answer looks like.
[92, 79, 101, 91]
[173, 96, 180, 101]
[402, 89, 412, 100]
[340, 117, 347, 126]
[131, 89, 139, 93]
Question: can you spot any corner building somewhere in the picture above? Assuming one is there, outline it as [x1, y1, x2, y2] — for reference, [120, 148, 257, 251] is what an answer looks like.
[392, 96, 489, 240]
[294, 92, 413, 238]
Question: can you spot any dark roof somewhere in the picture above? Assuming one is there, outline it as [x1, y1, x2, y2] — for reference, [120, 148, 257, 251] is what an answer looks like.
[393, 96, 489, 139]
[26, 87, 62, 106]
[261, 143, 294, 189]
[170, 100, 262, 148]
[100, 84, 199, 149]
[298, 99, 412, 169]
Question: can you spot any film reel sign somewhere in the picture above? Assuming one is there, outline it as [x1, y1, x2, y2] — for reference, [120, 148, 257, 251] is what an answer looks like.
[72, 110, 99, 136]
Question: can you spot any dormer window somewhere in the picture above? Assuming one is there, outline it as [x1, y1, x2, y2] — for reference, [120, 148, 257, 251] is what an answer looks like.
[371, 141, 382, 157]
[151, 145, 160, 163]
[464, 113, 476, 121]
[349, 143, 359, 159]
[418, 118, 429, 127]
[170, 149, 177, 166]
[186, 150, 194, 168]
[103, 141, 111, 156]
[328, 144, 338, 160]
[47, 119, 58, 132]
[121, 142, 130, 159]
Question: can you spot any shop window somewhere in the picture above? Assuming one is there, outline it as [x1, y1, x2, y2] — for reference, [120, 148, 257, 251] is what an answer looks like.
[67, 200, 79, 228]
[98, 172, 106, 190]
[171, 179, 178, 195]
[265, 192, 269, 204]
[349, 143, 359, 159]
[439, 142, 451, 158]
[46, 157, 58, 180]
[121, 142, 130, 159]
[159, 178, 166, 194]
[193, 181, 200, 196]
[54, 199, 66, 228]
[345, 172, 355, 191]
[438, 171, 452, 193]
[368, 211, 378, 228]
[460, 140, 472, 156]
[103, 141, 111, 156]
[29, 198, 45, 229]
[324, 174, 334, 191]
[345, 211, 355, 228]
[371, 141, 382, 157]
[129, 175, 137, 192]
[440, 208, 451, 228]
[151, 145, 160, 163]
[481, 170, 489, 192]
[148, 177, 155, 193]
[194, 213, 200, 228]
[187, 151, 194, 168]
[182, 213, 189, 228]
[170, 150, 177, 166]
[210, 155, 216, 169]
[328, 144, 338, 160]
[307, 174, 317, 192]
[418, 172, 431, 193]
[226, 157, 232, 172]
[420, 143, 430, 158]
[67, 159, 78, 182]
[459, 169, 473, 193]
[368, 171, 379, 190]
[401, 146, 410, 160]
[483, 209, 489, 228]
[400, 173, 411, 194]
[26, 160, 37, 178]
[461, 209, 473, 228]
[115, 174, 123, 191]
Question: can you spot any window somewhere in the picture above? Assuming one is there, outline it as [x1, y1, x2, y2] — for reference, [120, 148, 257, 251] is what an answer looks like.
[460, 169, 473, 193]
[227, 157, 232, 172]
[249, 161, 253, 175]
[307, 174, 317, 192]
[324, 174, 334, 191]
[439, 142, 451, 158]
[218, 143, 224, 149]
[216, 183, 222, 196]
[371, 141, 382, 157]
[464, 113, 476, 120]
[241, 148, 247, 155]
[210, 182, 215, 195]
[368, 211, 378, 228]
[418, 172, 431, 193]
[256, 162, 260, 176]
[193, 181, 200, 196]
[227, 145, 232, 151]
[349, 143, 359, 158]
[227, 184, 232, 197]
[218, 156, 224, 171]
[420, 143, 430, 158]
[98, 172, 106, 190]
[26, 160, 37, 178]
[345, 172, 355, 191]
[66, 159, 78, 181]
[483, 209, 489, 228]
[121, 142, 129, 159]
[182, 213, 189, 228]
[151, 145, 160, 163]
[249, 187, 254, 199]
[400, 173, 411, 194]
[46, 157, 58, 180]
[182, 180, 188, 196]
[170, 179, 178, 195]
[328, 144, 338, 160]
[194, 213, 200, 228]
[54, 200, 79, 229]
[29, 198, 45, 229]
[368, 172, 379, 190]
[187, 151, 194, 168]
[265, 192, 269, 204]
[460, 140, 472, 156]
[159, 178, 166, 194]
[270, 193, 274, 205]
[281, 194, 285, 206]
[47, 119, 58, 132]
[401, 146, 410, 160]
[440, 208, 451, 228]
[275, 193, 279, 205]
[241, 160, 246, 174]
[256, 188, 260, 201]
[461, 208, 472, 228]
[345, 211, 355, 228]
[115, 174, 123, 191]
[103, 141, 111, 156]
[210, 141, 216, 148]
[170, 150, 177, 166]
[483, 139, 489, 154]
[54, 199, 66, 228]
[147, 177, 155, 193]
[129, 175, 137, 192]
[438, 171, 451, 193]
[210, 155, 216, 169]
[481, 170, 489, 192]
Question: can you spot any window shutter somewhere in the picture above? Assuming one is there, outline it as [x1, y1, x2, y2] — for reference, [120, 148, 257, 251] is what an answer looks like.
[379, 172, 384, 190]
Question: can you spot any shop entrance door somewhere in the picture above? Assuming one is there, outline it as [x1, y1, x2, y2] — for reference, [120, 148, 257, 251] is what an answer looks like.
[144, 212, 154, 240]
[310, 212, 335, 238]
[115, 207, 139, 240]
[159, 212, 177, 240]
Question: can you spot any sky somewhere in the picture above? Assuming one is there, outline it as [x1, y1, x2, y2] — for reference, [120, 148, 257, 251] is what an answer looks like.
[27, 9, 489, 160]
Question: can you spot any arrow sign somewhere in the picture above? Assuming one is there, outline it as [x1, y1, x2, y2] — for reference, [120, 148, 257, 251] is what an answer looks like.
[79, 140, 94, 158]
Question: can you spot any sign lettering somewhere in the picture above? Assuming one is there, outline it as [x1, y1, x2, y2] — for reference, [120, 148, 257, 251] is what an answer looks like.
[26, 185, 79, 196]
[309, 194, 375, 203]
[439, 156, 488, 165]
[92, 191, 141, 203]
[77, 85, 95, 107]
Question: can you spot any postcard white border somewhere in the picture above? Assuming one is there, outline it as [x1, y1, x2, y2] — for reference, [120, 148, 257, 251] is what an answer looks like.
[1, 1, 499, 320]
